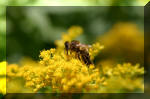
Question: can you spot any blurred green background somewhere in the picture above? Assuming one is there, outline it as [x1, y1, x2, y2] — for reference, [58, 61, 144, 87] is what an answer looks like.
[0, 0, 148, 62]
[6, 6, 144, 63]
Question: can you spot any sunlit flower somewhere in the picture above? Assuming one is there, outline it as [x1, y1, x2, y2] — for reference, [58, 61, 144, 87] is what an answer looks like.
[6, 26, 144, 93]
[89, 42, 104, 60]
[0, 61, 6, 94]
[17, 26, 103, 93]
[98, 63, 144, 93]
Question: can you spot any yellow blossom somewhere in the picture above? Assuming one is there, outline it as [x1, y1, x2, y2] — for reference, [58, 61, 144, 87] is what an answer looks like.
[0, 61, 6, 94]
[20, 26, 104, 93]
[6, 26, 144, 93]
[98, 63, 144, 93]
[89, 42, 104, 60]
[102, 63, 144, 78]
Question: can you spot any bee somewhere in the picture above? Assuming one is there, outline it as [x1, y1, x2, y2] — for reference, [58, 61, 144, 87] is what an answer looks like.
[64, 40, 93, 66]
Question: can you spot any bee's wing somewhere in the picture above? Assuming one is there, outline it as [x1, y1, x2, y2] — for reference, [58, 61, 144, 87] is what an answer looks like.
[77, 44, 91, 48]
[76, 44, 80, 47]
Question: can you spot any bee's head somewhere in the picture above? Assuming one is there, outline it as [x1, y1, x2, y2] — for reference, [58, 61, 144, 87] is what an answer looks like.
[64, 41, 70, 50]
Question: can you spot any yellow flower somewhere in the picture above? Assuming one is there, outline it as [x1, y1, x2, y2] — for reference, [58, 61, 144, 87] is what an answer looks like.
[0, 78, 6, 94]
[7, 64, 19, 77]
[20, 26, 104, 93]
[0, 61, 6, 94]
[89, 42, 104, 60]
[98, 63, 144, 93]
[6, 26, 144, 93]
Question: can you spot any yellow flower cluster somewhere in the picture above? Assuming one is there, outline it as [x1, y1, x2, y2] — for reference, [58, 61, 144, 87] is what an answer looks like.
[89, 42, 104, 60]
[18, 26, 105, 93]
[6, 58, 42, 93]
[39, 48, 56, 66]
[7, 64, 21, 77]
[0, 61, 6, 94]
[23, 48, 105, 93]
[44, 53, 106, 93]
[99, 76, 144, 93]
[102, 63, 144, 77]
[99, 63, 144, 92]
[7, 58, 43, 79]
[22, 65, 45, 92]
[6, 26, 144, 93]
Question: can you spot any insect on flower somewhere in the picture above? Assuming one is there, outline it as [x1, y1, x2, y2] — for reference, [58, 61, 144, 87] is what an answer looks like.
[64, 40, 93, 66]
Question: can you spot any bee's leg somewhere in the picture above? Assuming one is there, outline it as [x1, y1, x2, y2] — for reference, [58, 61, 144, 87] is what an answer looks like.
[77, 52, 81, 60]
[64, 49, 68, 55]
[81, 54, 88, 65]
[75, 52, 78, 59]
[87, 57, 92, 65]
[66, 50, 68, 55]
[70, 51, 72, 55]
[85, 53, 93, 66]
